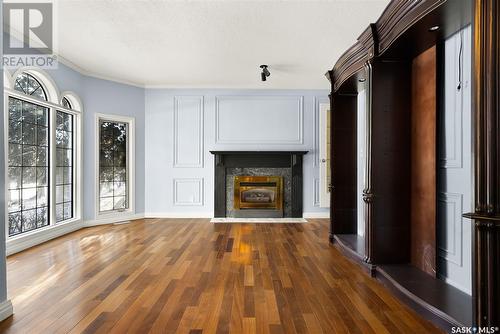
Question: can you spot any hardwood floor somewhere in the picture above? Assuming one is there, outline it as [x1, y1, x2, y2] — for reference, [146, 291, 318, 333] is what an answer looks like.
[0, 219, 442, 333]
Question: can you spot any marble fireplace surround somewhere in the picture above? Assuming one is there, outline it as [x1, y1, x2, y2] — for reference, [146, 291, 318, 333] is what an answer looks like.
[210, 151, 308, 218]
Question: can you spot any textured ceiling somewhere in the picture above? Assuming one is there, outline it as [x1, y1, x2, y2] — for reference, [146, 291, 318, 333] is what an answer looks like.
[52, 0, 389, 88]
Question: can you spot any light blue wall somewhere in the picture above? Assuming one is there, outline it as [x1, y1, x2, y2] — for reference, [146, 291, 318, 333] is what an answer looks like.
[145, 89, 330, 217]
[7, 61, 147, 221]
[79, 76, 145, 219]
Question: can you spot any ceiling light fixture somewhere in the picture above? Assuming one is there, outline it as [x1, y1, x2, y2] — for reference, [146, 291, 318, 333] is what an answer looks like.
[260, 65, 270, 81]
[429, 25, 440, 32]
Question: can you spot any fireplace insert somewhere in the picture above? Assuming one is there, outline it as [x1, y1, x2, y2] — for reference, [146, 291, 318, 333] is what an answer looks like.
[234, 176, 283, 211]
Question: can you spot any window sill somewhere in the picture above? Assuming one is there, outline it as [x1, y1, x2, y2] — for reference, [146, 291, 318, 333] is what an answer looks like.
[6, 219, 84, 256]
[88, 211, 142, 227]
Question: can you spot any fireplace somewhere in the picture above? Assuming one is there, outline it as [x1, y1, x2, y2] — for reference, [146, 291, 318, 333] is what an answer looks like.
[210, 151, 308, 218]
[234, 176, 283, 211]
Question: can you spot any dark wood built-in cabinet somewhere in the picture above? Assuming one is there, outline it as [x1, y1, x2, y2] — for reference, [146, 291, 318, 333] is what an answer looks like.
[326, 0, 499, 330]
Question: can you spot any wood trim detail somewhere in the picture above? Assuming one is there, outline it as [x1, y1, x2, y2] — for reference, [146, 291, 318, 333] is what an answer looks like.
[467, 0, 500, 327]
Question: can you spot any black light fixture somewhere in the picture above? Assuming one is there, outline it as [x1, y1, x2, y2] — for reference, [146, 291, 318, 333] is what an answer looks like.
[260, 65, 270, 81]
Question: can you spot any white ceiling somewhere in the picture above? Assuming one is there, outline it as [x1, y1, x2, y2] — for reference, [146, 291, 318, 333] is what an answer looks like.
[53, 0, 389, 89]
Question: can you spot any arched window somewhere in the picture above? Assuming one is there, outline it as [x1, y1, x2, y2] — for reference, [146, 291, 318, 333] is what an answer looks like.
[5, 70, 82, 237]
[14, 72, 47, 101]
[62, 97, 72, 109]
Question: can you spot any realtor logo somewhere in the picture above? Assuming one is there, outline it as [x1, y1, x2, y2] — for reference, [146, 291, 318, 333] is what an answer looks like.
[3, 1, 57, 68]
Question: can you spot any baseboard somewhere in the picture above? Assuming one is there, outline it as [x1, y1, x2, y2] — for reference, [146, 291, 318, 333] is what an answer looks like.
[84, 213, 145, 227]
[145, 212, 329, 219]
[0, 300, 13, 322]
[6, 220, 84, 256]
[144, 212, 213, 219]
[303, 212, 330, 218]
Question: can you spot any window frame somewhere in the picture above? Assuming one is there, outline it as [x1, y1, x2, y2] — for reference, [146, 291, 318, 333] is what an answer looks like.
[94, 113, 135, 219]
[3, 84, 83, 240]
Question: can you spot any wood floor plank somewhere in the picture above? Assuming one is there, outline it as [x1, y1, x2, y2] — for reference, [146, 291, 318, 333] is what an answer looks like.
[0, 219, 443, 333]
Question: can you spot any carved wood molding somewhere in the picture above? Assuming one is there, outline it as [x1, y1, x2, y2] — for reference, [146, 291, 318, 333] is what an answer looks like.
[327, 0, 444, 92]
[469, 0, 500, 327]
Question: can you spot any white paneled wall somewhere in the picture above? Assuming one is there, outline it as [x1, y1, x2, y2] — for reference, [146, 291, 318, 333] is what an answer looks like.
[173, 96, 204, 168]
[145, 89, 330, 218]
[215, 96, 303, 145]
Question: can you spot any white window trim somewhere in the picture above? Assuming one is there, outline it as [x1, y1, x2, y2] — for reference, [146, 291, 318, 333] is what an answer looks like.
[94, 113, 135, 220]
[3, 87, 83, 244]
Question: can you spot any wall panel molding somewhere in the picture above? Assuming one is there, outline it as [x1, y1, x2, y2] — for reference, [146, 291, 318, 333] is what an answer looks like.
[437, 192, 463, 266]
[215, 95, 304, 145]
[313, 178, 320, 207]
[173, 178, 204, 206]
[313, 96, 330, 167]
[439, 33, 463, 169]
[173, 96, 204, 168]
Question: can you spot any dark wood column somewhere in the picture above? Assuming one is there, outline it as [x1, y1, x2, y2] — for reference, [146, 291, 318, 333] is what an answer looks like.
[464, 0, 500, 327]
[329, 92, 357, 238]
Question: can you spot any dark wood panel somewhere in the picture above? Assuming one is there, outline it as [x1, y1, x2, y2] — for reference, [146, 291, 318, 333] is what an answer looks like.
[370, 59, 411, 264]
[330, 94, 358, 236]
[410, 45, 437, 277]
[214, 154, 227, 217]
[291, 154, 303, 217]
[377, 264, 473, 330]
[467, 0, 500, 327]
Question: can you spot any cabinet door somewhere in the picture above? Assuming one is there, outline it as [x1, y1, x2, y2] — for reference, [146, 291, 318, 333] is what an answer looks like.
[437, 26, 472, 294]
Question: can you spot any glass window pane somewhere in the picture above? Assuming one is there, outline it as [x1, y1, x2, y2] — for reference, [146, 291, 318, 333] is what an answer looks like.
[63, 185, 72, 202]
[113, 182, 126, 196]
[55, 111, 74, 222]
[36, 147, 47, 167]
[14, 73, 47, 101]
[22, 188, 37, 210]
[22, 145, 36, 166]
[7, 97, 50, 236]
[100, 198, 113, 212]
[36, 107, 47, 126]
[22, 167, 37, 188]
[22, 102, 37, 124]
[63, 202, 72, 220]
[99, 120, 128, 213]
[8, 167, 22, 190]
[22, 123, 36, 145]
[56, 204, 64, 222]
[37, 187, 48, 207]
[9, 121, 22, 143]
[37, 126, 48, 146]
[8, 190, 21, 213]
[63, 167, 72, 184]
[100, 182, 113, 197]
[37, 167, 48, 187]
[113, 196, 126, 210]
[56, 167, 64, 185]
[56, 185, 64, 204]
[9, 213, 22, 236]
[8, 144, 22, 166]
[37, 207, 48, 228]
[9, 98, 22, 122]
[62, 97, 72, 109]
[22, 209, 37, 232]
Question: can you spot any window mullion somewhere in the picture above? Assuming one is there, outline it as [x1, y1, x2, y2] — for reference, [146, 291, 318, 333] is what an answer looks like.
[49, 107, 56, 226]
